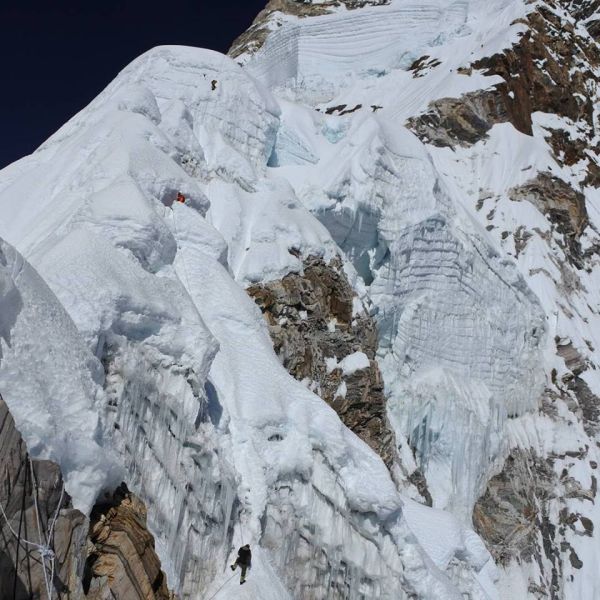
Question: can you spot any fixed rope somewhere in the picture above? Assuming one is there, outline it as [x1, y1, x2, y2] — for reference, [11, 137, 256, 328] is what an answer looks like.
[12, 459, 27, 600]
[239, 510, 246, 546]
[201, 507, 250, 600]
[46, 481, 64, 597]
[29, 457, 53, 600]
[0, 456, 64, 600]
[202, 571, 237, 600]
[172, 208, 194, 293]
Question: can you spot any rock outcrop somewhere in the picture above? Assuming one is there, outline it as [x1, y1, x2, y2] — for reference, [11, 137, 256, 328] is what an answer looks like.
[474, 438, 596, 598]
[247, 255, 396, 467]
[471, 6, 598, 137]
[0, 394, 88, 599]
[554, 337, 600, 436]
[473, 448, 561, 563]
[509, 172, 588, 267]
[84, 484, 175, 600]
[0, 394, 176, 600]
[559, 0, 600, 41]
[408, 0, 600, 189]
[407, 89, 509, 148]
[473, 447, 564, 597]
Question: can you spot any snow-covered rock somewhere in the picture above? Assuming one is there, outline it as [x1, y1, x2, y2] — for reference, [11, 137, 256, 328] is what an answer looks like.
[0, 0, 598, 598]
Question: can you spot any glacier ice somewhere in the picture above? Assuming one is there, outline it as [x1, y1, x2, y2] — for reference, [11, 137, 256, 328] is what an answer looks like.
[0, 238, 120, 513]
[1, 0, 598, 597]
[272, 109, 546, 518]
[0, 43, 497, 599]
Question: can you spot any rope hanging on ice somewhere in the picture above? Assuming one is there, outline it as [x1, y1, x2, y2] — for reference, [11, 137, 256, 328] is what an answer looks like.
[238, 508, 246, 546]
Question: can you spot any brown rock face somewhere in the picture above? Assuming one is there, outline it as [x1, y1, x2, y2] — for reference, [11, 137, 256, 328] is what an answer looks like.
[471, 7, 598, 136]
[555, 337, 600, 435]
[0, 394, 88, 600]
[563, 0, 600, 40]
[473, 449, 556, 568]
[84, 484, 175, 600]
[247, 255, 396, 467]
[407, 90, 508, 147]
[474, 442, 596, 598]
[543, 128, 600, 190]
[509, 172, 588, 267]
[408, 0, 600, 188]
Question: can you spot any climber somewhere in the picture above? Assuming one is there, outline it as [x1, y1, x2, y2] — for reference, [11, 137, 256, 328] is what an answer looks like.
[176, 192, 186, 204]
[230, 544, 251, 584]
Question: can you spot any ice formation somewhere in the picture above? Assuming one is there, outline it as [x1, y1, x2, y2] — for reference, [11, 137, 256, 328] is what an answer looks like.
[0, 0, 599, 598]
[0, 239, 120, 513]
[0, 44, 496, 599]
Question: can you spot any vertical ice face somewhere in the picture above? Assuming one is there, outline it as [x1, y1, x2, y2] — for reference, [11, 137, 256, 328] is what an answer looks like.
[242, 1, 473, 93]
[287, 114, 546, 518]
[369, 149, 546, 519]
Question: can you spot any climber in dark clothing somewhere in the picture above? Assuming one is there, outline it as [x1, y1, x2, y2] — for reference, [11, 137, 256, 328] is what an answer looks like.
[230, 545, 251, 584]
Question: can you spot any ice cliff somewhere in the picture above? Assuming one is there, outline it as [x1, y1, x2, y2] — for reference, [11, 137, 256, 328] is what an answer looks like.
[1, 0, 599, 598]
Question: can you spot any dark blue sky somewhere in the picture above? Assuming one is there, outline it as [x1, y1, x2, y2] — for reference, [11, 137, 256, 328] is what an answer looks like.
[0, 1, 266, 168]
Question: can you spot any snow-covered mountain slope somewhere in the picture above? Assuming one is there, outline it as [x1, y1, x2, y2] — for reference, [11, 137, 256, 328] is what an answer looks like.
[230, 0, 600, 598]
[0, 0, 598, 598]
[0, 45, 496, 599]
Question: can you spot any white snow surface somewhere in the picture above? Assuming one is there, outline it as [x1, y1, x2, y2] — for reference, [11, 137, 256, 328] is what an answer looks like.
[0, 43, 495, 599]
[339, 351, 371, 375]
[0, 239, 121, 513]
[0, 0, 598, 596]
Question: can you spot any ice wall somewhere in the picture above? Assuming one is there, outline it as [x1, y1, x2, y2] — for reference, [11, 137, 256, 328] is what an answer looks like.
[0, 239, 119, 513]
[245, 1, 471, 93]
[282, 114, 546, 519]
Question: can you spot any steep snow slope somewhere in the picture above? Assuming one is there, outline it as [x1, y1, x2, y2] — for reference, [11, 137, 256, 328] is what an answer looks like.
[234, 0, 600, 598]
[0, 45, 496, 599]
[1, 0, 597, 597]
